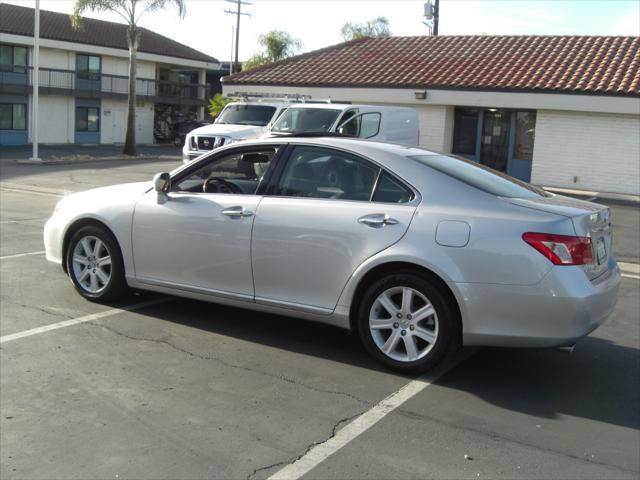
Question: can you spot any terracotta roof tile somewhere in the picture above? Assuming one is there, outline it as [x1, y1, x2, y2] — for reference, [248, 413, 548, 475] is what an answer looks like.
[224, 35, 639, 97]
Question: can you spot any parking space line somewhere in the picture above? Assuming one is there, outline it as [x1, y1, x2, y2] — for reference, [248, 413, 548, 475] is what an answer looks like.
[0, 218, 47, 224]
[0, 298, 170, 344]
[268, 349, 475, 480]
[0, 250, 45, 260]
[622, 273, 640, 280]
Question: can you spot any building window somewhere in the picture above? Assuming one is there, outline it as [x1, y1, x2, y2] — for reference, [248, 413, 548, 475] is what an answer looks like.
[0, 103, 26, 130]
[76, 54, 101, 79]
[452, 108, 479, 155]
[76, 107, 100, 132]
[513, 111, 537, 161]
[0, 44, 28, 73]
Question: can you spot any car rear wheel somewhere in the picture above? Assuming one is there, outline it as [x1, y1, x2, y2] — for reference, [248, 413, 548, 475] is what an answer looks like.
[66, 225, 127, 302]
[358, 272, 456, 374]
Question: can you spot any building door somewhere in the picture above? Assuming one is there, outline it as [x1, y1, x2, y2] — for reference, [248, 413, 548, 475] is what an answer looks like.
[480, 110, 511, 172]
[112, 110, 126, 143]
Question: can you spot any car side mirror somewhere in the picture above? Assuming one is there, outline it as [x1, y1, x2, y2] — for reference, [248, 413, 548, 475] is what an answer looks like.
[153, 172, 171, 194]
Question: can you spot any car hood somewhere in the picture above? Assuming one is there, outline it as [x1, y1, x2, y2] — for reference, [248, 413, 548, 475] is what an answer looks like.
[60, 181, 151, 208]
[188, 123, 264, 139]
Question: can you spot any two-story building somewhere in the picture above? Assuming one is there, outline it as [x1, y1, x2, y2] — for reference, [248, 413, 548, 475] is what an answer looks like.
[223, 35, 640, 195]
[0, 3, 222, 146]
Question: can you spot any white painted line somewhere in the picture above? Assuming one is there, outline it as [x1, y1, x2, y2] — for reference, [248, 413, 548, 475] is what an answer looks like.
[618, 262, 640, 275]
[0, 250, 45, 260]
[0, 298, 170, 344]
[622, 273, 640, 280]
[0, 218, 47, 225]
[268, 349, 475, 480]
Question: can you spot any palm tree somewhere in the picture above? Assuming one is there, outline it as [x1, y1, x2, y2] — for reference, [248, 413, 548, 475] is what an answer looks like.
[244, 30, 302, 70]
[72, 0, 186, 156]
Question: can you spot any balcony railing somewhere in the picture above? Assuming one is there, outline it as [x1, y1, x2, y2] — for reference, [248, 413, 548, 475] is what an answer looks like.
[0, 65, 211, 105]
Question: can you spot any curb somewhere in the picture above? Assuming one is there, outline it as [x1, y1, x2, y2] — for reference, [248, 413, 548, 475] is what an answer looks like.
[543, 187, 639, 208]
[15, 154, 181, 165]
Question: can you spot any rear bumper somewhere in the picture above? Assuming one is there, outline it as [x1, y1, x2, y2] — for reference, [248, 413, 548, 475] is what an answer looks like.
[459, 258, 621, 348]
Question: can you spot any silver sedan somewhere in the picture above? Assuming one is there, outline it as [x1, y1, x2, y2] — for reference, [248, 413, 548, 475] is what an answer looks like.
[44, 138, 621, 372]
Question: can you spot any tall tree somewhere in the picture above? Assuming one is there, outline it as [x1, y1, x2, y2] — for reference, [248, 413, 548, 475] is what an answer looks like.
[243, 30, 302, 70]
[341, 16, 391, 41]
[72, 0, 186, 156]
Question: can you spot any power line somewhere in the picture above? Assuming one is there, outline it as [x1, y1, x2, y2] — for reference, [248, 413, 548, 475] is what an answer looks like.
[224, 0, 252, 74]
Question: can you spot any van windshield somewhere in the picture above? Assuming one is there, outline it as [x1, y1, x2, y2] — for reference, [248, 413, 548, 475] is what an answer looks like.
[271, 108, 342, 133]
[217, 105, 276, 126]
[409, 154, 551, 198]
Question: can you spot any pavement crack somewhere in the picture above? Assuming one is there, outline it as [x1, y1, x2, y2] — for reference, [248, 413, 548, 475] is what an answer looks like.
[86, 321, 370, 407]
[246, 412, 362, 480]
[2, 300, 75, 320]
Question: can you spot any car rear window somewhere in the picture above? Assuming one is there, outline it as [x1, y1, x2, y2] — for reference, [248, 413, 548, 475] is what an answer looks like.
[409, 154, 551, 199]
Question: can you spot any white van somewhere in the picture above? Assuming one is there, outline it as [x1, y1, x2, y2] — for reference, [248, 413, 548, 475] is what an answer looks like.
[182, 101, 288, 162]
[266, 104, 419, 145]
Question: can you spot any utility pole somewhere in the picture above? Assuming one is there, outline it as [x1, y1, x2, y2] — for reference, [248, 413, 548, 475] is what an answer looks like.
[224, 0, 252, 74]
[423, 0, 440, 36]
[433, 0, 439, 36]
[30, 0, 41, 161]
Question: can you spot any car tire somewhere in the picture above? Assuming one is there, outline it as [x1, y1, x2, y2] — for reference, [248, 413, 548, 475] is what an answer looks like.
[65, 225, 128, 303]
[357, 272, 457, 374]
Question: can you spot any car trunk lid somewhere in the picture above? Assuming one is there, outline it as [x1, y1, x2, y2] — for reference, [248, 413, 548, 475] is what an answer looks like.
[505, 194, 613, 281]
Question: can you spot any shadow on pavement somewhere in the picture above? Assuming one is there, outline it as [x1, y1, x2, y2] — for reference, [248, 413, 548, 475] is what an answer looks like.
[129, 293, 639, 430]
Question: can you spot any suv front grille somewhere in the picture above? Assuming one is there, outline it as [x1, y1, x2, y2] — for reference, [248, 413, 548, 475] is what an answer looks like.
[197, 136, 227, 150]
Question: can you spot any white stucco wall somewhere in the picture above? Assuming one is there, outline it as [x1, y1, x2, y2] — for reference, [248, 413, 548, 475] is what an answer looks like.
[414, 104, 454, 152]
[29, 95, 74, 144]
[102, 56, 155, 79]
[101, 98, 154, 144]
[531, 110, 640, 195]
[38, 47, 73, 70]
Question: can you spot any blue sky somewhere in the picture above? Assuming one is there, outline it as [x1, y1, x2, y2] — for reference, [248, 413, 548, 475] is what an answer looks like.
[3, 0, 639, 61]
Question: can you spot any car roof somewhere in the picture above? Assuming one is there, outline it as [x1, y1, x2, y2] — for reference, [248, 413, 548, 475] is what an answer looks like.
[238, 136, 436, 155]
[226, 101, 288, 107]
[283, 103, 351, 111]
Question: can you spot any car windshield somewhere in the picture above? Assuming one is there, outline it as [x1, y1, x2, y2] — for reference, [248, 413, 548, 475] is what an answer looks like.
[216, 105, 276, 126]
[409, 154, 552, 198]
[271, 108, 342, 133]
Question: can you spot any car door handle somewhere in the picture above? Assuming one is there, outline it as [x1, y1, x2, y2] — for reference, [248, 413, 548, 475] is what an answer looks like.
[358, 213, 398, 228]
[221, 206, 254, 217]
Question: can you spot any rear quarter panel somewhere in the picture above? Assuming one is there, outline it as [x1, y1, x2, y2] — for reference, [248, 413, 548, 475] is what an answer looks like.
[338, 169, 574, 308]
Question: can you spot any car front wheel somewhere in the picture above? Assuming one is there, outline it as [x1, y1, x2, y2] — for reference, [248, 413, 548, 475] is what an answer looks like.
[66, 225, 127, 302]
[358, 272, 456, 374]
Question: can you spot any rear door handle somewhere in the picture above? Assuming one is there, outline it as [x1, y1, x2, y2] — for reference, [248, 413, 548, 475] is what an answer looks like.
[358, 213, 398, 228]
[222, 206, 254, 217]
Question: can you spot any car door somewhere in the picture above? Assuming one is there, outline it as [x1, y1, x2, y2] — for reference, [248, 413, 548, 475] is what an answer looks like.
[251, 144, 419, 313]
[131, 146, 280, 299]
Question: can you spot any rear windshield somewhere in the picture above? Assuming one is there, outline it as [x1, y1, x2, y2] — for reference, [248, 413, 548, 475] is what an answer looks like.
[409, 155, 551, 198]
[271, 108, 341, 133]
[217, 105, 276, 126]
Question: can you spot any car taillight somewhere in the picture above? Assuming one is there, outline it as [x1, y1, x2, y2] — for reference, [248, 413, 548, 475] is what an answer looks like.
[522, 232, 593, 266]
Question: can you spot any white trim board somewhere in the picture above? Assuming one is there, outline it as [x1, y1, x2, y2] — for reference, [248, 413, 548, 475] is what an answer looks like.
[222, 84, 640, 116]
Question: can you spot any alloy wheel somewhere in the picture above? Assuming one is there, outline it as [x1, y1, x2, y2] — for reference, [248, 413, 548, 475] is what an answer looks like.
[369, 286, 439, 362]
[71, 235, 112, 294]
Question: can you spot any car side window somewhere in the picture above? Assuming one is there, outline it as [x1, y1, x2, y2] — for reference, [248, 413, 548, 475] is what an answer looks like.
[274, 146, 380, 201]
[372, 171, 414, 203]
[360, 113, 381, 138]
[173, 149, 276, 195]
[337, 109, 360, 136]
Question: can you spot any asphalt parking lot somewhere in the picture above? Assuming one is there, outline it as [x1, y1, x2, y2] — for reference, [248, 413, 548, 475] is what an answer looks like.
[1, 156, 639, 479]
